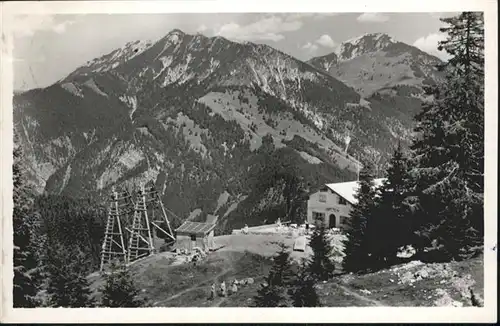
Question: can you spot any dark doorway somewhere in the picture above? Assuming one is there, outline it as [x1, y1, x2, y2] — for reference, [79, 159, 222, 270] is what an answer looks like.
[191, 234, 196, 251]
[329, 214, 336, 228]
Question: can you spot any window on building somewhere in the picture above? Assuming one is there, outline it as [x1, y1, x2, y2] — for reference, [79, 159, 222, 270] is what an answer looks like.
[312, 212, 326, 223]
[190, 234, 196, 241]
[319, 194, 327, 202]
[338, 196, 348, 205]
[340, 216, 349, 225]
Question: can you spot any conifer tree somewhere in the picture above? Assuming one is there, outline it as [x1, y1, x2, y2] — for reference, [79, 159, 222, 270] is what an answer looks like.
[44, 241, 95, 307]
[410, 12, 484, 260]
[254, 243, 294, 307]
[100, 261, 145, 307]
[368, 142, 413, 268]
[292, 259, 321, 307]
[307, 214, 335, 281]
[13, 135, 39, 307]
[34, 194, 106, 274]
[343, 164, 377, 273]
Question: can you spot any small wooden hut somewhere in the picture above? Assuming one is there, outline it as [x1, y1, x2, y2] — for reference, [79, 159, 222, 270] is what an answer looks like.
[175, 214, 218, 252]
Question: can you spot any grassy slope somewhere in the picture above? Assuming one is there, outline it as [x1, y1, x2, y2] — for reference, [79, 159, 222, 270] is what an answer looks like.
[88, 233, 483, 307]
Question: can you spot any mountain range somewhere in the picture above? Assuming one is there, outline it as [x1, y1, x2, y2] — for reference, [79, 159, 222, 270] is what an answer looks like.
[13, 29, 444, 232]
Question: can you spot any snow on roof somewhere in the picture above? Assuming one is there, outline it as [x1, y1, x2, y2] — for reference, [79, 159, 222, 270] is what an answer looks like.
[325, 178, 386, 205]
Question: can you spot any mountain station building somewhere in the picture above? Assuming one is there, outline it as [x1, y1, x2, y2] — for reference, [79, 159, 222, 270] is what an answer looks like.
[306, 178, 385, 230]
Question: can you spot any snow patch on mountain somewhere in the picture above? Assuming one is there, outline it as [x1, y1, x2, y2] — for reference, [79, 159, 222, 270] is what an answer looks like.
[59, 164, 72, 194]
[323, 60, 335, 71]
[61, 82, 84, 97]
[298, 151, 322, 164]
[36, 162, 57, 190]
[359, 98, 371, 107]
[83, 79, 108, 97]
[119, 95, 138, 119]
[155, 31, 184, 60]
[215, 191, 231, 213]
[137, 127, 153, 138]
[154, 56, 174, 79]
[209, 57, 220, 73]
[98, 169, 121, 190]
[118, 147, 145, 170]
[188, 208, 203, 221]
[223, 195, 248, 218]
[168, 33, 180, 44]
[126, 168, 160, 190]
[160, 57, 194, 86]
[81, 129, 96, 145]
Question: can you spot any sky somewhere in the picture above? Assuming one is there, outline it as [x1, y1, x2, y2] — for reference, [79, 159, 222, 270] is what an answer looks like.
[11, 12, 455, 91]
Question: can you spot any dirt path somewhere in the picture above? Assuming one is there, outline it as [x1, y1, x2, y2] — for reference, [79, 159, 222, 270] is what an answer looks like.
[335, 283, 385, 307]
[153, 267, 233, 306]
[212, 297, 227, 307]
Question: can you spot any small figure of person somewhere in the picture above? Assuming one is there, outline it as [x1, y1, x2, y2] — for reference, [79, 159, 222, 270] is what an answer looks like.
[220, 281, 227, 297]
[231, 280, 238, 295]
[243, 224, 249, 234]
[209, 283, 216, 300]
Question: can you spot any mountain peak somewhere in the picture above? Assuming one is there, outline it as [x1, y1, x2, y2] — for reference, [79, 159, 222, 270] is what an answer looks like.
[168, 28, 186, 35]
[339, 33, 397, 61]
[163, 29, 187, 44]
[307, 52, 339, 72]
[343, 32, 393, 43]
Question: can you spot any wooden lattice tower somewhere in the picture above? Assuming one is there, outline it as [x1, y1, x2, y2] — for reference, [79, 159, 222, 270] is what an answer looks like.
[127, 184, 176, 263]
[147, 185, 176, 244]
[127, 185, 155, 263]
[100, 187, 134, 271]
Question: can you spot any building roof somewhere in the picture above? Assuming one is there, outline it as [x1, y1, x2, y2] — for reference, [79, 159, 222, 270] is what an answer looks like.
[175, 221, 216, 235]
[325, 178, 386, 205]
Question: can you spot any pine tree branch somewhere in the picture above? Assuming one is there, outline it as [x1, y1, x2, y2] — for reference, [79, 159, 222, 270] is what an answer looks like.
[422, 163, 459, 195]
